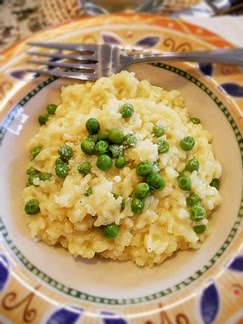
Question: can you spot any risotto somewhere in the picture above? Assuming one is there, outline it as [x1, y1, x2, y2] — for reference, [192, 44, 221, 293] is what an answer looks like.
[23, 71, 222, 267]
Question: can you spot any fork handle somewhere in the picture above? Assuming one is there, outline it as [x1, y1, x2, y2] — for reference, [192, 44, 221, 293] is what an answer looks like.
[129, 48, 243, 65]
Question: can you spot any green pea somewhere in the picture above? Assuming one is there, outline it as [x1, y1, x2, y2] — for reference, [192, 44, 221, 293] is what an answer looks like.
[55, 157, 65, 166]
[26, 169, 40, 184]
[81, 139, 95, 155]
[147, 173, 165, 191]
[119, 103, 134, 118]
[77, 161, 91, 176]
[108, 128, 124, 144]
[39, 172, 52, 181]
[178, 169, 191, 177]
[115, 156, 126, 169]
[97, 131, 109, 141]
[95, 141, 109, 155]
[158, 139, 169, 154]
[185, 159, 199, 172]
[26, 167, 40, 176]
[96, 154, 112, 171]
[102, 223, 119, 239]
[84, 186, 93, 197]
[152, 125, 164, 137]
[47, 103, 57, 115]
[131, 197, 145, 213]
[86, 118, 100, 134]
[180, 136, 195, 151]
[123, 133, 137, 147]
[26, 167, 52, 186]
[193, 224, 206, 234]
[190, 205, 205, 221]
[136, 161, 153, 176]
[190, 117, 201, 124]
[186, 193, 201, 207]
[134, 182, 150, 199]
[25, 199, 40, 215]
[86, 134, 98, 143]
[58, 144, 73, 162]
[109, 144, 123, 158]
[38, 114, 48, 125]
[178, 175, 192, 191]
[28, 173, 40, 186]
[55, 162, 70, 178]
[31, 146, 42, 160]
[210, 178, 220, 190]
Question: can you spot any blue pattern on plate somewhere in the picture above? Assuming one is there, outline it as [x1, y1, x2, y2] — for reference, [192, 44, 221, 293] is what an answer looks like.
[134, 36, 160, 49]
[102, 32, 124, 49]
[228, 255, 243, 272]
[101, 311, 127, 324]
[0, 254, 9, 292]
[9, 55, 60, 81]
[220, 83, 243, 97]
[10, 70, 39, 81]
[101, 32, 160, 51]
[46, 306, 83, 324]
[200, 281, 220, 324]
[198, 63, 213, 77]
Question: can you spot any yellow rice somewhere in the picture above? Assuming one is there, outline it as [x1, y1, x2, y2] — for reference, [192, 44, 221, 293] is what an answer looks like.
[23, 71, 222, 267]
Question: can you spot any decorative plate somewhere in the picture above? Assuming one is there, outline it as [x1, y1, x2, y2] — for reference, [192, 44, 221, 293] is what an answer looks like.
[0, 13, 242, 324]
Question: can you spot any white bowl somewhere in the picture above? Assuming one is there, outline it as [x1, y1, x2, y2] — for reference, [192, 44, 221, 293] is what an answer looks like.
[0, 62, 242, 305]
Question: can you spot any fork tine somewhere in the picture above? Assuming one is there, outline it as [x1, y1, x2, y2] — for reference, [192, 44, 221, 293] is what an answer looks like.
[27, 42, 99, 53]
[27, 69, 98, 81]
[28, 60, 97, 70]
[27, 51, 98, 61]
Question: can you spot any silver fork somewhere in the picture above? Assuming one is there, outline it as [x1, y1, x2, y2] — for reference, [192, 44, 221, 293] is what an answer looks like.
[27, 42, 243, 81]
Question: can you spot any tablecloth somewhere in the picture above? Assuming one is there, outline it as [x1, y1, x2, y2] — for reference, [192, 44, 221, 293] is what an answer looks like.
[183, 16, 243, 47]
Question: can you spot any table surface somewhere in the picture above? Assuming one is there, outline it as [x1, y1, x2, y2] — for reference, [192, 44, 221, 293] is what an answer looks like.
[184, 16, 243, 46]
